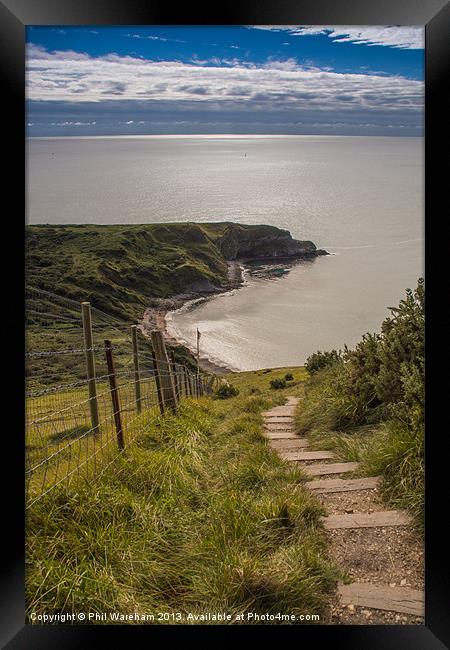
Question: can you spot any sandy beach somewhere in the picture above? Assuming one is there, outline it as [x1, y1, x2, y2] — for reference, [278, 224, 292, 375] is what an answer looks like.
[138, 262, 244, 375]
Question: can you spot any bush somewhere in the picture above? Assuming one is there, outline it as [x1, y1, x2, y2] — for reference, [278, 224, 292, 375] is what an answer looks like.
[215, 383, 239, 399]
[270, 378, 286, 390]
[305, 350, 342, 375]
[296, 279, 425, 523]
[284, 373, 294, 381]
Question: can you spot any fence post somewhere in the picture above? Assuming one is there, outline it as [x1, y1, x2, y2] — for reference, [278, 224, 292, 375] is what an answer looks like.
[131, 325, 142, 413]
[104, 340, 125, 451]
[151, 330, 178, 412]
[175, 363, 182, 399]
[81, 301, 100, 435]
[168, 349, 180, 400]
[190, 373, 196, 399]
[183, 366, 191, 397]
[150, 344, 165, 415]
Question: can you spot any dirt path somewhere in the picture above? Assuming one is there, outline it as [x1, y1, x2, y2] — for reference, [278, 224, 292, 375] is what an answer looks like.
[262, 397, 424, 625]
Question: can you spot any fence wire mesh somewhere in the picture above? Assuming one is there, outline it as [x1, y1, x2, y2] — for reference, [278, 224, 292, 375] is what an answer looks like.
[25, 286, 214, 508]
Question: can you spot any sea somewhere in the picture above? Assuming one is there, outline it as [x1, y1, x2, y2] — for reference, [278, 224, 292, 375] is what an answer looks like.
[27, 135, 424, 370]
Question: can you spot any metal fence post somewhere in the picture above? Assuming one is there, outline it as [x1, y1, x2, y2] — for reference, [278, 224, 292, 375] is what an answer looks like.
[81, 301, 100, 434]
[131, 325, 142, 413]
[151, 330, 178, 412]
[104, 340, 125, 451]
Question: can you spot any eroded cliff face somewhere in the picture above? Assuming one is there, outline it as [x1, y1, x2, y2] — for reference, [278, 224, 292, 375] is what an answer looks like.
[215, 223, 327, 261]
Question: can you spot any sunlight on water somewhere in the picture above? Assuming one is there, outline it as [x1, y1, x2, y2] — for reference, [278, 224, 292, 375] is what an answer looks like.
[28, 135, 423, 369]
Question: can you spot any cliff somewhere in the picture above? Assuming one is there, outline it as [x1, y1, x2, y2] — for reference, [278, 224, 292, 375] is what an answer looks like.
[26, 222, 327, 321]
[214, 223, 327, 261]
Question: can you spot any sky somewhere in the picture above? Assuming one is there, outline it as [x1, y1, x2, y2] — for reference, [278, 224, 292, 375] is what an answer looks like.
[26, 25, 424, 137]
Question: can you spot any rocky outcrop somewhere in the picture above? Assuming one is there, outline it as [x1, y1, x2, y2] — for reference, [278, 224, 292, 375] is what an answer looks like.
[215, 224, 328, 261]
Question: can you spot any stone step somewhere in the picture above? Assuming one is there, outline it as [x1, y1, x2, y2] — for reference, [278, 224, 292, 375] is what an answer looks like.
[322, 509, 412, 530]
[308, 476, 381, 493]
[304, 462, 360, 477]
[262, 408, 296, 416]
[338, 582, 424, 617]
[281, 450, 335, 462]
[270, 439, 310, 450]
[263, 416, 295, 423]
[265, 432, 301, 440]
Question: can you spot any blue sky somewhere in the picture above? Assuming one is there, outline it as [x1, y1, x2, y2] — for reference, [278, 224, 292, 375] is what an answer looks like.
[26, 25, 424, 136]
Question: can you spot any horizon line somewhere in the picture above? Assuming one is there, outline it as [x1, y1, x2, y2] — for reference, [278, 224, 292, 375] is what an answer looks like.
[26, 133, 424, 140]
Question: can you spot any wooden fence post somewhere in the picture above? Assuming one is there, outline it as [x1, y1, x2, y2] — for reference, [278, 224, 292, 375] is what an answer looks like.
[81, 301, 100, 435]
[183, 366, 191, 397]
[169, 349, 180, 400]
[150, 330, 178, 412]
[176, 363, 183, 399]
[190, 372, 196, 399]
[104, 340, 125, 451]
[150, 344, 165, 415]
[131, 325, 142, 414]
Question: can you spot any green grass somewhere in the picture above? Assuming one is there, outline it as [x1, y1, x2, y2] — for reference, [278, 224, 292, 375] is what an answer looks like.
[27, 369, 338, 624]
[294, 369, 424, 527]
[26, 223, 231, 321]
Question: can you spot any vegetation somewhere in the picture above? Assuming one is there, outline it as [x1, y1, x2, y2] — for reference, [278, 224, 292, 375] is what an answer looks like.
[296, 279, 425, 525]
[284, 373, 294, 382]
[26, 223, 234, 322]
[27, 369, 337, 624]
[215, 382, 240, 399]
[305, 350, 342, 375]
[270, 378, 287, 390]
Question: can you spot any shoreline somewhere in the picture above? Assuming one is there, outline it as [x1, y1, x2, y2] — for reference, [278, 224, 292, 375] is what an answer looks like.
[139, 252, 328, 375]
[139, 261, 244, 375]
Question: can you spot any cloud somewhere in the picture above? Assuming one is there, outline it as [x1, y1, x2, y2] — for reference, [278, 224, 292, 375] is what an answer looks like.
[26, 45, 423, 115]
[49, 120, 97, 126]
[249, 26, 424, 49]
[125, 33, 186, 43]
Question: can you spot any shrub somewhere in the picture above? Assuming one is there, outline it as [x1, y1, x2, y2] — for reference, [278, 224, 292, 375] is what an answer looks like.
[305, 350, 343, 375]
[284, 373, 294, 381]
[296, 279, 425, 523]
[270, 378, 286, 390]
[215, 383, 239, 399]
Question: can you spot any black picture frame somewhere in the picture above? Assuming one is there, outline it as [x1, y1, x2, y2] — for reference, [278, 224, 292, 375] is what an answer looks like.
[2, 1, 449, 647]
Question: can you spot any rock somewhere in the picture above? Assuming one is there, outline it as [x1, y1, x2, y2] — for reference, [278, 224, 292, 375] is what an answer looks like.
[215, 223, 328, 261]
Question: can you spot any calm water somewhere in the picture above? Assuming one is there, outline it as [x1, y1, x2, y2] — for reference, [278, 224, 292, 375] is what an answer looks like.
[27, 135, 424, 370]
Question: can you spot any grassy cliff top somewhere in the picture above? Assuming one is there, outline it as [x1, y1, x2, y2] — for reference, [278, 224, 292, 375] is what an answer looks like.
[26, 223, 234, 321]
[26, 222, 314, 322]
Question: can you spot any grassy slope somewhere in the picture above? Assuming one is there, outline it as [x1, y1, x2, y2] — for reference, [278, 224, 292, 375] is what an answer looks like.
[26, 223, 232, 321]
[27, 368, 338, 624]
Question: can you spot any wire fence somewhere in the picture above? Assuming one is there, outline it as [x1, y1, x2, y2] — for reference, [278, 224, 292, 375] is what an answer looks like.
[25, 286, 216, 508]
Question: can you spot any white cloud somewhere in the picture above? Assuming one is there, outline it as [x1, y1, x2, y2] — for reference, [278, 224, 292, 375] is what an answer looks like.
[125, 33, 186, 43]
[249, 25, 424, 49]
[26, 45, 423, 115]
[49, 121, 96, 126]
